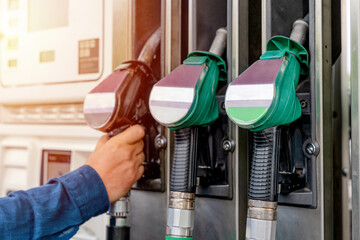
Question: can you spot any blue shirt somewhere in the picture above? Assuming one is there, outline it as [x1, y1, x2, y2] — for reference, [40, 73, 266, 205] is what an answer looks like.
[0, 165, 110, 239]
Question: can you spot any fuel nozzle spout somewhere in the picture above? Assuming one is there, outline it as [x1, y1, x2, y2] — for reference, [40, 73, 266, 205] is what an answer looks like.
[224, 15, 309, 240]
[149, 28, 227, 240]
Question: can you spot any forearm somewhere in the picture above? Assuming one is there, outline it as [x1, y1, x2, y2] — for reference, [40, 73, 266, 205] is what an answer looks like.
[0, 165, 109, 239]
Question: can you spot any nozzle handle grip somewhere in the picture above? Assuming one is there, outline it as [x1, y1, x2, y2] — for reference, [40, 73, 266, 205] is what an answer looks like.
[249, 127, 280, 202]
[170, 127, 198, 193]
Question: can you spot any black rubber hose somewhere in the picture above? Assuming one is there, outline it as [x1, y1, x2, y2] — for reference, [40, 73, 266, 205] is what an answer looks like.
[170, 127, 198, 193]
[107, 226, 130, 240]
[248, 127, 279, 202]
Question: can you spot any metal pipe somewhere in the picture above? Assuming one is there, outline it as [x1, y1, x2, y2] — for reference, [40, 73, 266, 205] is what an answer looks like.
[289, 16, 309, 46]
[209, 28, 227, 57]
[138, 27, 162, 66]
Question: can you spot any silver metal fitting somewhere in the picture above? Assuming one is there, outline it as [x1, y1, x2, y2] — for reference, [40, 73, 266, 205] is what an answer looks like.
[108, 192, 131, 218]
[108, 216, 128, 227]
[167, 191, 195, 238]
[155, 134, 167, 150]
[302, 139, 320, 157]
[305, 143, 316, 155]
[245, 218, 277, 240]
[169, 191, 195, 210]
[247, 200, 277, 221]
[222, 139, 235, 152]
[246, 200, 278, 240]
[166, 208, 195, 238]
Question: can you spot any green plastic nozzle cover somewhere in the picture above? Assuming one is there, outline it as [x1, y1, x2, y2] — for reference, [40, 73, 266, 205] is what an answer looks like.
[174, 51, 226, 130]
[150, 50, 226, 130]
[225, 36, 309, 131]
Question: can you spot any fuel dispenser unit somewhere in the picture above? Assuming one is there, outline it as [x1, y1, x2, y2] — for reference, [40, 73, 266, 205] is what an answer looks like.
[225, 17, 309, 240]
[83, 27, 161, 240]
[149, 28, 227, 240]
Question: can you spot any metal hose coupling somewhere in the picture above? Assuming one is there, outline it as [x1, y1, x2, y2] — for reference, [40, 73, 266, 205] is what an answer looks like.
[108, 192, 131, 227]
[246, 200, 277, 240]
[166, 192, 195, 238]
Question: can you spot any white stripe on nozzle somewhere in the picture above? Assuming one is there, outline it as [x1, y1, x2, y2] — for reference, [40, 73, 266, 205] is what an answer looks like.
[83, 93, 116, 113]
[149, 86, 195, 126]
[149, 86, 195, 102]
[225, 84, 274, 102]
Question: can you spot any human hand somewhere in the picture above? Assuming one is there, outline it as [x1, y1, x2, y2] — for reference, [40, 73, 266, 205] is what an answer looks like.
[86, 125, 145, 203]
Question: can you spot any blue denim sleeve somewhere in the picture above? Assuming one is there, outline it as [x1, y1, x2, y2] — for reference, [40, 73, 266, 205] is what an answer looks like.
[0, 165, 110, 240]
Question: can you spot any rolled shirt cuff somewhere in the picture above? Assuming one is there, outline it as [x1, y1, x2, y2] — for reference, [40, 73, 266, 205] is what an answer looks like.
[58, 165, 110, 221]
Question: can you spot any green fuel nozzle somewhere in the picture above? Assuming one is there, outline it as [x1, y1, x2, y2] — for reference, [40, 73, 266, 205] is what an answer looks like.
[225, 16, 309, 240]
[225, 21, 308, 131]
[149, 30, 227, 130]
[149, 28, 227, 240]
